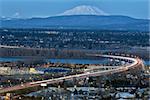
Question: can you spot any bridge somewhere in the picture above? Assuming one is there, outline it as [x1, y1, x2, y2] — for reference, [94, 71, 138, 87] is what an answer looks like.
[0, 54, 144, 94]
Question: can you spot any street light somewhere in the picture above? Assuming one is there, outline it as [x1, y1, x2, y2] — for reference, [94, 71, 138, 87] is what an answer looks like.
[8, 80, 11, 86]
[41, 83, 47, 100]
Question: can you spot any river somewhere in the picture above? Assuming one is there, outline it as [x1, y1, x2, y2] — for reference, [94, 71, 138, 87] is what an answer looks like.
[0, 57, 149, 66]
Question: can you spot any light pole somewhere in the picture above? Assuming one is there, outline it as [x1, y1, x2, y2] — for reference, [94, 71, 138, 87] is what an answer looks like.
[8, 80, 11, 87]
[86, 77, 89, 99]
[41, 83, 47, 100]
[58, 85, 60, 98]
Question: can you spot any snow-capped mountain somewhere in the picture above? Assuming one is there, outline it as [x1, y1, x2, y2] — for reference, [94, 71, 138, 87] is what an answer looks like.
[59, 5, 108, 16]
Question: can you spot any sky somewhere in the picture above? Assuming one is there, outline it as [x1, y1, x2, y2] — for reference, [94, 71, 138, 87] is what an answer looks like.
[0, 0, 149, 19]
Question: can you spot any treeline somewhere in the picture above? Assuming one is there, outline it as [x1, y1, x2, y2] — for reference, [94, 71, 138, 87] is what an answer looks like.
[0, 47, 149, 60]
[0, 48, 101, 59]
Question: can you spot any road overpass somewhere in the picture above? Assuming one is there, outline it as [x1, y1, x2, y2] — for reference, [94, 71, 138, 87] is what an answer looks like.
[0, 54, 144, 94]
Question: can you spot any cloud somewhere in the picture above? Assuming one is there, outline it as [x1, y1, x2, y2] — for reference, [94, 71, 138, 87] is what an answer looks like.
[13, 12, 21, 18]
[1, 16, 6, 18]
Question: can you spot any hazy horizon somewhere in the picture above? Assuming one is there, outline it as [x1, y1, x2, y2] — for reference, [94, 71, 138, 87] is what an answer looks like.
[0, 0, 149, 19]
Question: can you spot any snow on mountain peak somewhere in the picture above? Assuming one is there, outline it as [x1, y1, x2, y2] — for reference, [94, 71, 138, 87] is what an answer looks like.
[59, 5, 108, 16]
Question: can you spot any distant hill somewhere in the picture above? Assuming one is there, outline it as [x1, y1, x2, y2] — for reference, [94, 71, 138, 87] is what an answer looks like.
[1, 15, 149, 32]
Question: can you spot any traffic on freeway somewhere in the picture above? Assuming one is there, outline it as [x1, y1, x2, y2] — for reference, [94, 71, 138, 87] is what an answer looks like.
[0, 54, 144, 94]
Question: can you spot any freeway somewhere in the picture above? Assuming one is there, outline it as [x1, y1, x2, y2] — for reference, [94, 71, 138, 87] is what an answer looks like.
[0, 54, 144, 94]
[0, 45, 21, 49]
[0, 45, 48, 50]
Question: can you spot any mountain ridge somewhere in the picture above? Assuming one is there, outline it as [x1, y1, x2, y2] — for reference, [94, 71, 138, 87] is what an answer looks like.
[1, 15, 149, 32]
